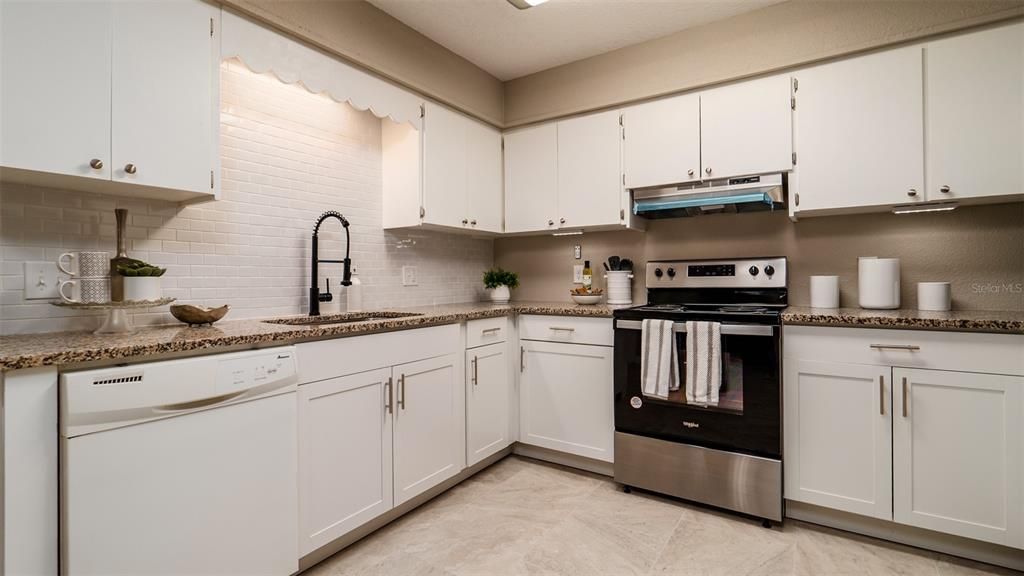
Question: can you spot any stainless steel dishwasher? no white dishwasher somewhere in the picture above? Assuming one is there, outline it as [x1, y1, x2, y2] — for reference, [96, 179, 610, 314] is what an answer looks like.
[61, 347, 300, 576]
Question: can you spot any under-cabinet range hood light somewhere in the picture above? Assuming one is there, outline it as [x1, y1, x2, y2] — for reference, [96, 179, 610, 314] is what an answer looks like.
[552, 230, 583, 237]
[891, 201, 959, 215]
[507, 0, 549, 9]
[632, 173, 786, 219]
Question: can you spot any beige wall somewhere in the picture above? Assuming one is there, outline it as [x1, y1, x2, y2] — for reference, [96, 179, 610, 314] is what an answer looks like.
[220, 0, 504, 125]
[504, 0, 1024, 126]
[494, 204, 1024, 312]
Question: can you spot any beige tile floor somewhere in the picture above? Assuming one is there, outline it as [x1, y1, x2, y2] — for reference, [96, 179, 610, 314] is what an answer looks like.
[306, 456, 1021, 576]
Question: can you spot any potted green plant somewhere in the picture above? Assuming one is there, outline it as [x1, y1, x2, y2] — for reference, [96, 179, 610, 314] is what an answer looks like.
[482, 267, 519, 304]
[116, 259, 167, 301]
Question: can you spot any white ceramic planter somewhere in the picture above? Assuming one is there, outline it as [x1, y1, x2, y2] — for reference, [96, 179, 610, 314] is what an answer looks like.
[123, 276, 162, 301]
[488, 285, 511, 303]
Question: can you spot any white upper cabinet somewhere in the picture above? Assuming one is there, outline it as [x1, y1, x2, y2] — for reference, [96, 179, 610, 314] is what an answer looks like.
[700, 74, 793, 180]
[1, 1, 113, 182]
[622, 93, 701, 189]
[465, 119, 504, 233]
[925, 22, 1024, 202]
[793, 47, 925, 213]
[893, 368, 1023, 548]
[504, 124, 559, 233]
[415, 102, 503, 233]
[0, 0, 219, 202]
[422, 102, 470, 229]
[111, 0, 218, 196]
[557, 110, 623, 229]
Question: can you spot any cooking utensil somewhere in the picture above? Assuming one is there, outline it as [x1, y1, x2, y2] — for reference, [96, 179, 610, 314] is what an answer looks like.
[608, 256, 621, 271]
[603, 262, 610, 272]
[619, 258, 633, 272]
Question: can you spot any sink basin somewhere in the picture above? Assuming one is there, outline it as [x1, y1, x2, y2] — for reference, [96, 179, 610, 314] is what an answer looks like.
[264, 311, 422, 326]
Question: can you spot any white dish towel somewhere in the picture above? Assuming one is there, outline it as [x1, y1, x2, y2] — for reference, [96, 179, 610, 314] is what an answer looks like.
[641, 319, 679, 399]
[685, 321, 722, 406]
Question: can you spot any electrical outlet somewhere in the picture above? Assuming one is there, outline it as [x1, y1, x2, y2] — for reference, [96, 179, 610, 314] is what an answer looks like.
[402, 265, 418, 286]
[573, 245, 582, 260]
[25, 261, 61, 299]
[573, 264, 584, 284]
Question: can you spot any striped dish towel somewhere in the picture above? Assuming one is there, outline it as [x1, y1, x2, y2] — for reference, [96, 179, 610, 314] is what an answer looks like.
[685, 321, 722, 406]
[641, 319, 679, 399]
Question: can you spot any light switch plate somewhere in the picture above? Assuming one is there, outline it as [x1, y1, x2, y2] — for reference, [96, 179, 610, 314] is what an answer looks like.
[573, 245, 582, 260]
[573, 264, 584, 284]
[402, 265, 418, 286]
[25, 261, 61, 299]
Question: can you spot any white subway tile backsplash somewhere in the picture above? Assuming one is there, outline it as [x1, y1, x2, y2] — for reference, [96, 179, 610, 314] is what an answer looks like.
[0, 60, 492, 334]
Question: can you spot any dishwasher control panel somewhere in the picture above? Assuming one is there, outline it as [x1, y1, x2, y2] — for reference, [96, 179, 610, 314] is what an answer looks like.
[216, 349, 296, 394]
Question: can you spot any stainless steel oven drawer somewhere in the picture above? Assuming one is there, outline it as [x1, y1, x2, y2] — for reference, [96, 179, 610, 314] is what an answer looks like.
[614, 431, 782, 521]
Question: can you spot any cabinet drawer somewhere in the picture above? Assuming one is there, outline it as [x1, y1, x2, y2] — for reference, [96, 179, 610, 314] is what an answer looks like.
[519, 315, 613, 347]
[784, 326, 1024, 376]
[466, 317, 508, 348]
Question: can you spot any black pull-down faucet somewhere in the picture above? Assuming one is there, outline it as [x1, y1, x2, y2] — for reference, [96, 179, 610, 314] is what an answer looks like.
[309, 211, 353, 316]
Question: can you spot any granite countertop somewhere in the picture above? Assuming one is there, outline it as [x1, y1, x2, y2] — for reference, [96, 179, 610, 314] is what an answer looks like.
[0, 301, 615, 371]
[782, 307, 1024, 335]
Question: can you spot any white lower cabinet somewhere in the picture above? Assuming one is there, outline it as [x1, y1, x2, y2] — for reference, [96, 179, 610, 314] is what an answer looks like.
[466, 342, 512, 466]
[298, 368, 393, 556]
[893, 368, 1023, 548]
[392, 354, 464, 506]
[519, 339, 614, 462]
[784, 360, 892, 520]
[785, 326, 1024, 551]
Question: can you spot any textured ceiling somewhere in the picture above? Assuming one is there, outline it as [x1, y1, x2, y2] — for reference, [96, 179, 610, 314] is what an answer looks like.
[367, 0, 785, 80]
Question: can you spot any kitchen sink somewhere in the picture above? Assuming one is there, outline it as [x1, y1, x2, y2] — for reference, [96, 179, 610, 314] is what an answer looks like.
[263, 311, 423, 326]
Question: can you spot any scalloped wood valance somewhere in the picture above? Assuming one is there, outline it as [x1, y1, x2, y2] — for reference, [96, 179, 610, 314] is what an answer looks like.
[221, 10, 423, 130]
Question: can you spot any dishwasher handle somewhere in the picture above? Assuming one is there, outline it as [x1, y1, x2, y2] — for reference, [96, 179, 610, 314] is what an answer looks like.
[154, 390, 247, 413]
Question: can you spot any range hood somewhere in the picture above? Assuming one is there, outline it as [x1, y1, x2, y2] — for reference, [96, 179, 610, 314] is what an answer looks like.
[633, 173, 786, 219]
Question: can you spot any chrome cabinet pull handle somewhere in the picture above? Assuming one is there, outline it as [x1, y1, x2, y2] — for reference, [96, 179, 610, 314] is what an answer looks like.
[520, 346, 525, 372]
[870, 344, 920, 351]
[398, 374, 406, 410]
[481, 327, 501, 334]
[907, 188, 917, 197]
[385, 376, 393, 414]
[124, 163, 137, 175]
[687, 169, 694, 177]
[472, 356, 478, 386]
[940, 185, 950, 193]
[89, 158, 103, 170]
[879, 375, 884, 416]
[549, 326, 575, 332]
[902, 376, 908, 418]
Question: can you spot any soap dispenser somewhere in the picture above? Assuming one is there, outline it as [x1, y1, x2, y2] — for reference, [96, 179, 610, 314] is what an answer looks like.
[347, 266, 363, 312]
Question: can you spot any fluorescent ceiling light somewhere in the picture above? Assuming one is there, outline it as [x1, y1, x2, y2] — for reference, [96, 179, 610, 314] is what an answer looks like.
[891, 202, 959, 215]
[507, 0, 549, 10]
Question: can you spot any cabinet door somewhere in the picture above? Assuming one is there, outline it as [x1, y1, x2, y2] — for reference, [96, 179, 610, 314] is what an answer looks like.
[465, 120, 503, 233]
[926, 22, 1023, 202]
[784, 360, 892, 520]
[519, 340, 614, 462]
[557, 110, 622, 229]
[623, 94, 701, 189]
[111, 0, 217, 194]
[422, 102, 468, 229]
[504, 124, 558, 233]
[794, 47, 924, 213]
[466, 343, 511, 466]
[893, 368, 1023, 548]
[1, 1, 112, 180]
[298, 368, 393, 555]
[393, 353, 464, 505]
[700, 74, 793, 179]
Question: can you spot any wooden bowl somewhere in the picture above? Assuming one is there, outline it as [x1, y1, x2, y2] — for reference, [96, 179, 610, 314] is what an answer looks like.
[170, 304, 230, 326]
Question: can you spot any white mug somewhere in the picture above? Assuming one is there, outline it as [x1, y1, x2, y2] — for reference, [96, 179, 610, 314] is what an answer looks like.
[58, 251, 109, 278]
[59, 277, 110, 303]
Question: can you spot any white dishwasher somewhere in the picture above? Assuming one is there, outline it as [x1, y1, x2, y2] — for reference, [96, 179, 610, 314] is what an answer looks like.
[61, 347, 299, 576]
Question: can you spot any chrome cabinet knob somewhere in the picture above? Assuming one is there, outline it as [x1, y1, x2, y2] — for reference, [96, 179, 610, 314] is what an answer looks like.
[124, 163, 137, 175]
[705, 167, 712, 175]
[462, 218, 469, 225]
[559, 217, 566, 224]
[547, 219, 554, 226]
[687, 169, 694, 177]
[940, 185, 951, 193]
[470, 219, 477, 226]
[907, 188, 918, 197]
[89, 158, 103, 170]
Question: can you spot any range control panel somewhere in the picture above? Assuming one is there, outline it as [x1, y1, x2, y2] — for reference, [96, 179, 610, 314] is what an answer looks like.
[646, 257, 787, 289]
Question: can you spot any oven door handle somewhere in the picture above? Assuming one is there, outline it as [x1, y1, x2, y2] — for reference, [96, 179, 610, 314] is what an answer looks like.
[615, 319, 774, 337]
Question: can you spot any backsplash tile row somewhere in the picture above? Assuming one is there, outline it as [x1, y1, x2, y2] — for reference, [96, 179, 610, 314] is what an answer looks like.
[0, 61, 492, 335]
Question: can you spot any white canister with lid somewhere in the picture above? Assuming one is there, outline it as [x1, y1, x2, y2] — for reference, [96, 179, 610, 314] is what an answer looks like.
[810, 275, 840, 308]
[917, 282, 951, 311]
[858, 257, 901, 310]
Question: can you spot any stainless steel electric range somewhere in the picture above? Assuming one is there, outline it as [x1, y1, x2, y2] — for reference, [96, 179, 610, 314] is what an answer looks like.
[612, 257, 786, 526]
